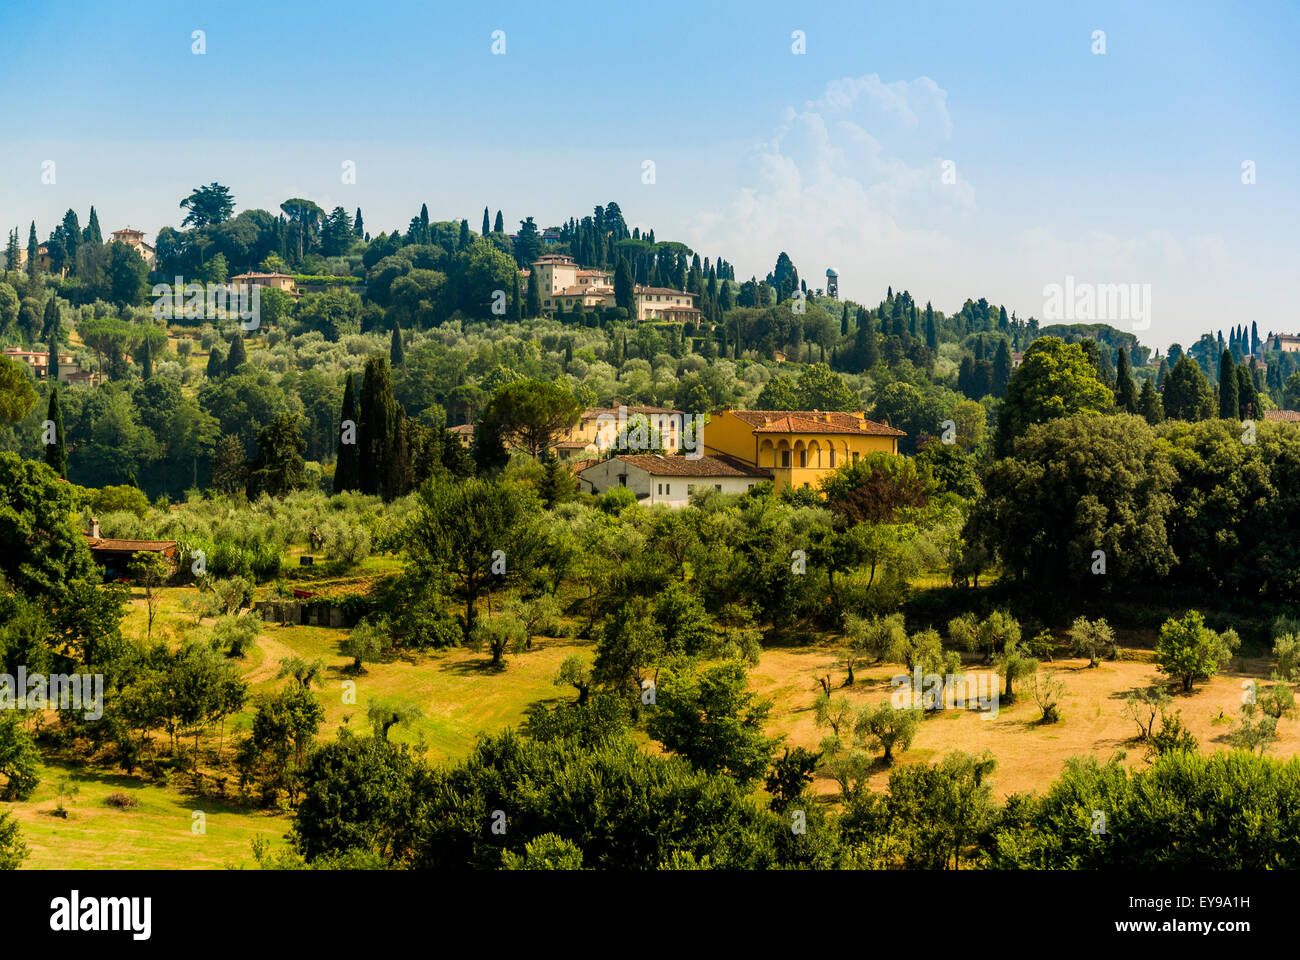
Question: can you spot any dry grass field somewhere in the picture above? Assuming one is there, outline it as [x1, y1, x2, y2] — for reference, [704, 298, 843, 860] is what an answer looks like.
[10, 580, 1296, 867]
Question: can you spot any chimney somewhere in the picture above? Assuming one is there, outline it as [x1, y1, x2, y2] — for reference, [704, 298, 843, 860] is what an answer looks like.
[90, 516, 101, 539]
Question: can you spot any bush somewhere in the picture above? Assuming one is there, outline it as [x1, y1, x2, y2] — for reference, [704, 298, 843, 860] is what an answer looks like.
[104, 792, 138, 809]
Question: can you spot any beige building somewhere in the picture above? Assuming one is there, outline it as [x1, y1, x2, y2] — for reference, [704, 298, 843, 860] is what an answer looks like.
[3, 347, 103, 386]
[553, 403, 690, 460]
[1271, 334, 1300, 353]
[110, 228, 156, 266]
[229, 272, 297, 294]
[523, 255, 699, 323]
[633, 285, 699, 322]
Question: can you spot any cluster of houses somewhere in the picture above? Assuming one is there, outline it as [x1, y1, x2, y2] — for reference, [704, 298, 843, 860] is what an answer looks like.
[523, 254, 700, 322]
[454, 402, 905, 508]
[18, 227, 157, 276]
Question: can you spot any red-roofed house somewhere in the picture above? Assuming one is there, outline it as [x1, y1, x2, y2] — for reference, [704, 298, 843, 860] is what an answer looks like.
[702, 409, 905, 491]
[579, 453, 772, 506]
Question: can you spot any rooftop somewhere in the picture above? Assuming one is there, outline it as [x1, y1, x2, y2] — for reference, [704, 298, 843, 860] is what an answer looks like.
[723, 409, 906, 437]
[592, 453, 772, 479]
[85, 537, 177, 552]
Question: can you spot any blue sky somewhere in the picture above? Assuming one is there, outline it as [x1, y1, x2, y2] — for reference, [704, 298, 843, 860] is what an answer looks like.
[2, 0, 1297, 348]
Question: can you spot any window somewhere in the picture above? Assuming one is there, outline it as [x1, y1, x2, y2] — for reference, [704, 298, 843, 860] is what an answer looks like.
[852, 452, 859, 464]
[657, 483, 662, 495]
[799, 450, 807, 468]
[747, 483, 755, 490]
[715, 484, 722, 492]
[830, 448, 836, 467]
[781, 450, 791, 467]
[665, 484, 671, 495]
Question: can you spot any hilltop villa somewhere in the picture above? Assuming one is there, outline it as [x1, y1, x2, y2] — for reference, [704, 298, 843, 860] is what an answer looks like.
[522, 254, 700, 323]
[109, 228, 156, 266]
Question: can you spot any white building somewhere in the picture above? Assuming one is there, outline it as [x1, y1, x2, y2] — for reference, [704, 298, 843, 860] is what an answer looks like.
[579, 454, 771, 507]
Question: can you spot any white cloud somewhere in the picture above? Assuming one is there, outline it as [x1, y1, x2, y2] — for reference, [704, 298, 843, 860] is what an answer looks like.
[688, 74, 974, 299]
[686, 74, 1289, 347]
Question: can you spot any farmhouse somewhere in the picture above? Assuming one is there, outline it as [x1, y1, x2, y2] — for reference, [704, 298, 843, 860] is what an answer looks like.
[84, 517, 178, 581]
[2, 346, 104, 386]
[229, 272, 297, 294]
[579, 453, 771, 506]
[703, 409, 905, 491]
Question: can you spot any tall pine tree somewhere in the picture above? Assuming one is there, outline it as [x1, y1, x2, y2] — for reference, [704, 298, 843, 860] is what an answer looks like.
[334, 372, 360, 493]
[525, 268, 542, 318]
[84, 206, 102, 244]
[358, 356, 402, 500]
[1218, 350, 1238, 420]
[390, 322, 405, 366]
[1115, 347, 1138, 413]
[45, 388, 66, 479]
[226, 333, 247, 375]
[26, 222, 39, 279]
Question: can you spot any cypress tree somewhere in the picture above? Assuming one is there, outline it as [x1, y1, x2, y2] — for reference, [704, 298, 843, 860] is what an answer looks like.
[925, 302, 938, 352]
[1156, 357, 1169, 391]
[614, 258, 634, 312]
[45, 388, 66, 479]
[358, 356, 400, 499]
[458, 218, 470, 250]
[482, 207, 491, 238]
[858, 314, 878, 371]
[1138, 379, 1163, 423]
[992, 340, 1013, 398]
[840, 303, 849, 337]
[26, 221, 39, 279]
[84, 206, 102, 244]
[226, 333, 247, 375]
[48, 323, 60, 382]
[494, 211, 504, 233]
[526, 268, 542, 318]
[41, 296, 58, 342]
[140, 338, 153, 380]
[1237, 364, 1256, 419]
[1218, 350, 1238, 420]
[354, 208, 364, 237]
[1115, 347, 1138, 413]
[390, 322, 405, 366]
[206, 345, 225, 379]
[512, 270, 522, 322]
[334, 372, 360, 493]
[390, 414, 413, 500]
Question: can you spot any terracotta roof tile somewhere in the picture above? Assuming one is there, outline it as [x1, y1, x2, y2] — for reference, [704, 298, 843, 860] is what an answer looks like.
[587, 454, 771, 479]
[723, 409, 905, 437]
[85, 537, 177, 551]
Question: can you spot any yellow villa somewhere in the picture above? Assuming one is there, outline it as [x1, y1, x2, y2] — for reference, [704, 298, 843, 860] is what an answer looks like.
[702, 409, 905, 491]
